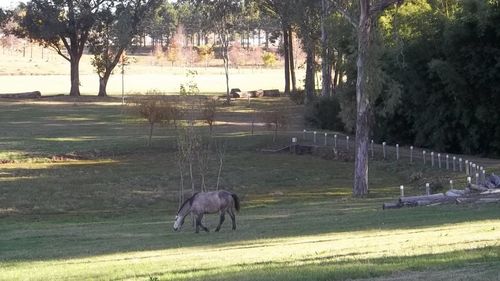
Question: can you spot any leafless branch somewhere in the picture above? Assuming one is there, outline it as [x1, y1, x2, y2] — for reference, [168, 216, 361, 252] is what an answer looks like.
[370, 0, 405, 16]
[329, 1, 357, 28]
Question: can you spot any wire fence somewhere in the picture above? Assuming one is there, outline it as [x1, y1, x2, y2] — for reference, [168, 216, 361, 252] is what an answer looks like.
[292, 129, 492, 191]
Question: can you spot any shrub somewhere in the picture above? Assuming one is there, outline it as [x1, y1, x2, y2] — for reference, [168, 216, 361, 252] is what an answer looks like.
[262, 51, 277, 67]
[263, 109, 288, 142]
[129, 93, 174, 146]
[289, 89, 305, 105]
[304, 96, 345, 132]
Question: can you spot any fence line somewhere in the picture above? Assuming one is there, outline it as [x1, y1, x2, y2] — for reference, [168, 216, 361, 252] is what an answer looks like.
[297, 129, 490, 187]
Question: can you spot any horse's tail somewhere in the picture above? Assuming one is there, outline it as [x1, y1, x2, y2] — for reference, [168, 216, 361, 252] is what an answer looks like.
[231, 193, 240, 212]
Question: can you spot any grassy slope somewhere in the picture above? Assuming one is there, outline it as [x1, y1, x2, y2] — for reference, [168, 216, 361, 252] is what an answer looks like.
[0, 98, 499, 281]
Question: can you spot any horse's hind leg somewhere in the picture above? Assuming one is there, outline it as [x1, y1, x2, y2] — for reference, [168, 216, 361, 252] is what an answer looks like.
[196, 214, 209, 233]
[227, 209, 236, 230]
[215, 212, 225, 232]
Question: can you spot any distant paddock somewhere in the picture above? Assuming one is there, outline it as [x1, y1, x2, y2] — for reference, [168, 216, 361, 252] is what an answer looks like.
[0, 68, 303, 96]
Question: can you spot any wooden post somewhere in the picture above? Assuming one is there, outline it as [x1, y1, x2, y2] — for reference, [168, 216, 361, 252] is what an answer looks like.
[313, 131, 317, 144]
[410, 146, 413, 163]
[438, 153, 441, 169]
[423, 150, 426, 165]
[431, 152, 434, 167]
[291, 137, 297, 154]
[324, 133, 328, 146]
[396, 144, 399, 160]
[371, 140, 374, 158]
[425, 183, 430, 195]
[400, 185, 404, 197]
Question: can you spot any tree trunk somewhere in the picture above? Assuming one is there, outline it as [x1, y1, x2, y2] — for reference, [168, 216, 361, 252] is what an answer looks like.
[353, 0, 372, 197]
[288, 26, 296, 94]
[305, 44, 315, 103]
[265, 30, 269, 49]
[97, 72, 111, 97]
[69, 57, 81, 97]
[222, 38, 230, 104]
[320, 0, 332, 98]
[282, 24, 291, 96]
[333, 53, 341, 92]
[148, 122, 154, 147]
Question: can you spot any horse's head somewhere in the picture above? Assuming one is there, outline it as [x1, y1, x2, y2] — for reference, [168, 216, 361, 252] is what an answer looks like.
[173, 215, 185, 231]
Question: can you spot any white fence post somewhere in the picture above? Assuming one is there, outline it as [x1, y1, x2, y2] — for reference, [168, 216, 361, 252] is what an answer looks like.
[324, 133, 328, 146]
[313, 131, 317, 144]
[410, 146, 414, 163]
[396, 144, 400, 160]
[431, 152, 435, 167]
[346, 136, 350, 151]
[423, 150, 426, 165]
[371, 140, 374, 158]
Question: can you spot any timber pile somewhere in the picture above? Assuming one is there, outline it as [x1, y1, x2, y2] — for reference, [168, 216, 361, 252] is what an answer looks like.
[383, 173, 500, 209]
[0, 91, 42, 99]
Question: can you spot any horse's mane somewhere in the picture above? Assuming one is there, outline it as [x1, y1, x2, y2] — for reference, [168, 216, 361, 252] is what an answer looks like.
[177, 192, 199, 215]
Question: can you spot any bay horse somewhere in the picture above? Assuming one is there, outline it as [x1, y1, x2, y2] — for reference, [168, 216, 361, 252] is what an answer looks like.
[173, 190, 240, 233]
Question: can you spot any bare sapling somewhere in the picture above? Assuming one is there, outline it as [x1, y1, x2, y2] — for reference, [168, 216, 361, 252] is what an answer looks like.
[263, 108, 288, 142]
[215, 139, 227, 190]
[202, 98, 217, 135]
[196, 140, 211, 192]
[129, 94, 172, 147]
[176, 135, 187, 209]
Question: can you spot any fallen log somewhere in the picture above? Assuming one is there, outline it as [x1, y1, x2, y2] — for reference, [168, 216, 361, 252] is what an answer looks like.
[382, 202, 402, 209]
[399, 193, 457, 207]
[468, 184, 489, 192]
[0, 91, 41, 99]
[446, 189, 466, 197]
[480, 189, 500, 195]
[399, 193, 445, 203]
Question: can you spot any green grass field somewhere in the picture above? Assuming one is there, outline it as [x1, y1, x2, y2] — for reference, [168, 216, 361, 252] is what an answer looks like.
[0, 97, 499, 281]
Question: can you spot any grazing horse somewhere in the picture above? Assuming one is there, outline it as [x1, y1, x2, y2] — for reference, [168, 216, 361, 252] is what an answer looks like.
[173, 190, 240, 233]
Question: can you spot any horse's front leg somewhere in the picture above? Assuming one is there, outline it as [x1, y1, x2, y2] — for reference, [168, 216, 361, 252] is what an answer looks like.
[196, 214, 209, 233]
[215, 212, 225, 232]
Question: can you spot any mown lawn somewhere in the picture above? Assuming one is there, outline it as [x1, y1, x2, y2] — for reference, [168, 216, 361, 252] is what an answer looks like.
[0, 98, 499, 281]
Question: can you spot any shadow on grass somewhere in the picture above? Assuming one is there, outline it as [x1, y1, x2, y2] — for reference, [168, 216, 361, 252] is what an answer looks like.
[127, 246, 500, 281]
[1, 194, 500, 264]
